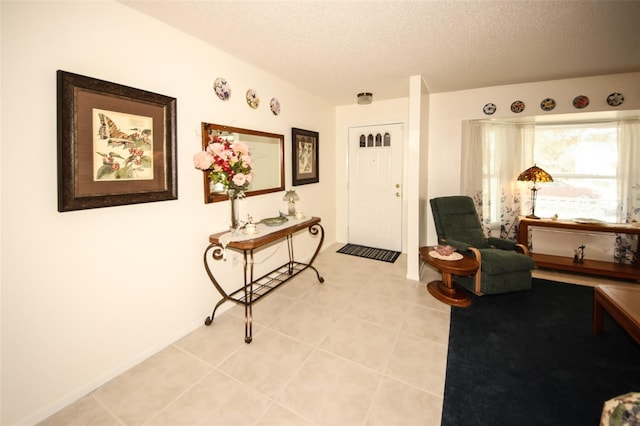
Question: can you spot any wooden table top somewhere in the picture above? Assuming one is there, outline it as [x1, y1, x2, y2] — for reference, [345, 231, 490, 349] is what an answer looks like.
[595, 285, 640, 327]
[419, 246, 479, 276]
[209, 216, 321, 250]
[518, 217, 640, 234]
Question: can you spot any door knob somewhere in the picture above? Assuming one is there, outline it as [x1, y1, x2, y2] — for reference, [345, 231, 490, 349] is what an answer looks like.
[396, 192, 401, 197]
[395, 183, 400, 188]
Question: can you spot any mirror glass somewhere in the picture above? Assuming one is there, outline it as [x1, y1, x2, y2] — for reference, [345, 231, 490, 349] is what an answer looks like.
[201, 122, 284, 203]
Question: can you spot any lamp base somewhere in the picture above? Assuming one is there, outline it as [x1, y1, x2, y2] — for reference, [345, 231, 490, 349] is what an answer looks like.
[526, 214, 541, 219]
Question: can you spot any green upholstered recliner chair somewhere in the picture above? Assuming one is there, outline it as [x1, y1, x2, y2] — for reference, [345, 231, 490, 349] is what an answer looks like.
[430, 195, 536, 295]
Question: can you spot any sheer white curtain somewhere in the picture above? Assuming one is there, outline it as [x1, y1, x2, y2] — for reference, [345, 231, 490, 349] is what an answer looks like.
[615, 119, 640, 264]
[461, 121, 533, 240]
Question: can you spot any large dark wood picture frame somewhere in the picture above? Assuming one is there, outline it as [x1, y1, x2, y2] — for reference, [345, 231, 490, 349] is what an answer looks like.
[292, 127, 319, 186]
[57, 70, 177, 212]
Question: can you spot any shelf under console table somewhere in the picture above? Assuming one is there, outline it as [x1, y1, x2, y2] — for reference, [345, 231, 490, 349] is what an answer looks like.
[203, 216, 324, 343]
[517, 217, 640, 280]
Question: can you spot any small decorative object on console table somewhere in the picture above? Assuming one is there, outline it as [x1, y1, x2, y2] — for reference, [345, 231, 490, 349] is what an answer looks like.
[283, 189, 299, 216]
[203, 216, 324, 343]
[193, 134, 253, 230]
[517, 164, 554, 219]
[573, 245, 585, 264]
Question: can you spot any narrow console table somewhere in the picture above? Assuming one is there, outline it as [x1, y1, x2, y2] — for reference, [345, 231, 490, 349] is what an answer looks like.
[517, 218, 640, 280]
[203, 216, 324, 343]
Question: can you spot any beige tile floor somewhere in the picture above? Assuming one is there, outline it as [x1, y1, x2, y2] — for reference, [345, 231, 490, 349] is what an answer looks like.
[39, 244, 634, 426]
[40, 244, 449, 426]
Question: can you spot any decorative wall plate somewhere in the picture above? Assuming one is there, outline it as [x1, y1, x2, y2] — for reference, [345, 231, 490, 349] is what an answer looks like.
[270, 98, 281, 115]
[246, 89, 260, 109]
[483, 103, 496, 115]
[540, 98, 556, 111]
[607, 92, 624, 107]
[511, 100, 525, 113]
[213, 77, 231, 101]
[572, 95, 589, 109]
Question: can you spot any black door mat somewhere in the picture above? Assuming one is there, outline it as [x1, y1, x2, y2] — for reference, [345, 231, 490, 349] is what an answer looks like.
[337, 244, 400, 263]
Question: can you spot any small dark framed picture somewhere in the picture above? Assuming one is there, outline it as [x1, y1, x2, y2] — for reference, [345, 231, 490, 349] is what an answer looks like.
[291, 127, 319, 186]
[57, 70, 177, 211]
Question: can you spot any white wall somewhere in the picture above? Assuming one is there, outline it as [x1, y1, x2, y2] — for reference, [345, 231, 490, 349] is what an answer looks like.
[0, 1, 336, 424]
[405, 76, 427, 280]
[419, 80, 431, 249]
[426, 72, 640, 245]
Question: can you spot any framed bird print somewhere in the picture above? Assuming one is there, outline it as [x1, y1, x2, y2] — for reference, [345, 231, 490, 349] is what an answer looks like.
[291, 127, 319, 186]
[57, 70, 177, 211]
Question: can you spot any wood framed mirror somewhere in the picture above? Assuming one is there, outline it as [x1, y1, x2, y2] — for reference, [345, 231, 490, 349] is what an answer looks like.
[201, 122, 285, 203]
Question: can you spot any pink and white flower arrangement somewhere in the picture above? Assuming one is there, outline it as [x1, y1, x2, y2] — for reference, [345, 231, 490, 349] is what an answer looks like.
[193, 134, 253, 192]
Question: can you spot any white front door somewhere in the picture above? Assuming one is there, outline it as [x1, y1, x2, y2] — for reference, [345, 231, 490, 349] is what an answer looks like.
[348, 124, 403, 251]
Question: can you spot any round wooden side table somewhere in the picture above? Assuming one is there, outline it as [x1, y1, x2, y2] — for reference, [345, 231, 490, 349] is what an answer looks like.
[419, 246, 479, 307]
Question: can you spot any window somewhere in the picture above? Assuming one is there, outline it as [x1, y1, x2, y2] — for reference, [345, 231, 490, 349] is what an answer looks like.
[526, 123, 617, 221]
[463, 117, 640, 245]
[359, 133, 392, 149]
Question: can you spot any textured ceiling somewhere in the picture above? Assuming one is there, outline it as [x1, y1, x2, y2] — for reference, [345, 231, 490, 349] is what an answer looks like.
[121, 0, 640, 106]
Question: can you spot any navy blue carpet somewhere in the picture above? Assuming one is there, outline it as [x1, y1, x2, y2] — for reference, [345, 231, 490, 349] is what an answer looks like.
[442, 279, 640, 426]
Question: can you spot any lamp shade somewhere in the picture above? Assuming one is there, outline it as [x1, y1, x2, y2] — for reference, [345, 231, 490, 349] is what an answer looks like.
[518, 164, 553, 219]
[517, 164, 553, 183]
[283, 189, 299, 202]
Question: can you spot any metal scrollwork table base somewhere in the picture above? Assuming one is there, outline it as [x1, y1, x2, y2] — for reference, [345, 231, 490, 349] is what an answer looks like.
[203, 217, 324, 343]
